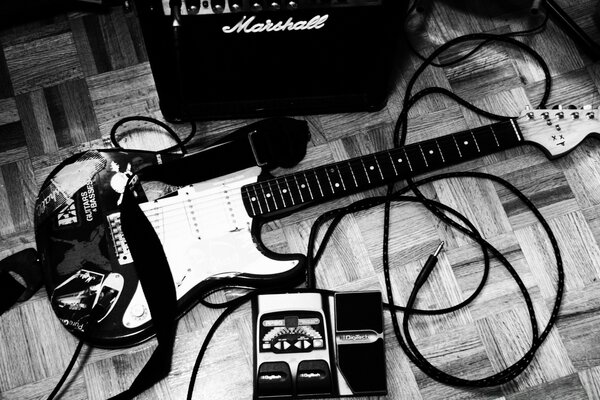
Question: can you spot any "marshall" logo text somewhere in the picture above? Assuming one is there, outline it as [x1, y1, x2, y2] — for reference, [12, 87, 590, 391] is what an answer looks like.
[222, 15, 329, 34]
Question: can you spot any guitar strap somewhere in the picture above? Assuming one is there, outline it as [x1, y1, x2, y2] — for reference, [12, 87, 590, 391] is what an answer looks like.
[137, 117, 310, 184]
[109, 117, 310, 399]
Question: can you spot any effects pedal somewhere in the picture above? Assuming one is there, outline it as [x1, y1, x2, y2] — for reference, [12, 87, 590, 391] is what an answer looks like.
[252, 290, 385, 399]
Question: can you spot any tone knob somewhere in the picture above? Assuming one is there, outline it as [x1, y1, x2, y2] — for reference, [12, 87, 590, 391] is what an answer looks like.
[131, 304, 147, 319]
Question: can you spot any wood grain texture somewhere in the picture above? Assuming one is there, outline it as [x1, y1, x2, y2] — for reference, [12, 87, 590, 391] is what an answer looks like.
[2, 0, 600, 399]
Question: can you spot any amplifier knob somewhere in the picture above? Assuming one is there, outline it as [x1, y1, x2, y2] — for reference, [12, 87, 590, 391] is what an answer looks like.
[270, 0, 281, 9]
[213, 0, 225, 13]
[230, 0, 242, 11]
[186, 0, 200, 14]
[251, 1, 263, 11]
[288, 1, 298, 9]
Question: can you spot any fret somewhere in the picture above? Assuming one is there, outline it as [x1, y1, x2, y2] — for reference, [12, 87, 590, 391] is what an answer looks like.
[418, 144, 429, 168]
[499, 119, 523, 147]
[470, 131, 481, 153]
[276, 178, 293, 207]
[363, 154, 385, 183]
[293, 175, 305, 203]
[403, 148, 414, 172]
[249, 184, 268, 215]
[490, 125, 500, 147]
[437, 134, 463, 166]
[347, 160, 359, 188]
[242, 186, 258, 216]
[404, 144, 428, 173]
[271, 180, 287, 208]
[453, 130, 481, 159]
[436, 140, 446, 163]
[510, 118, 522, 141]
[315, 167, 335, 197]
[258, 182, 275, 212]
[323, 166, 343, 193]
[353, 158, 371, 188]
[280, 177, 299, 206]
[389, 149, 411, 175]
[374, 152, 398, 180]
[333, 165, 347, 191]
[300, 172, 315, 201]
[374, 157, 385, 180]
[266, 180, 285, 210]
[471, 126, 499, 154]
[452, 134, 463, 158]
[304, 170, 323, 199]
[360, 158, 371, 184]
[387, 152, 399, 176]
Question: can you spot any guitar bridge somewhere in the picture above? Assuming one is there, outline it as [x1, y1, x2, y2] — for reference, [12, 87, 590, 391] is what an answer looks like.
[107, 212, 132, 265]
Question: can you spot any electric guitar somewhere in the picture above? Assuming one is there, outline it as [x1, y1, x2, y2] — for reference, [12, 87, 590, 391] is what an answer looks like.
[35, 107, 600, 348]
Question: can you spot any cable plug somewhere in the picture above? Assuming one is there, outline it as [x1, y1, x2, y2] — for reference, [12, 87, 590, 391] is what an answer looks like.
[414, 241, 444, 290]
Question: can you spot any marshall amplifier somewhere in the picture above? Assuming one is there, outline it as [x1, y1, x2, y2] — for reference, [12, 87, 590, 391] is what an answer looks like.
[133, 0, 406, 121]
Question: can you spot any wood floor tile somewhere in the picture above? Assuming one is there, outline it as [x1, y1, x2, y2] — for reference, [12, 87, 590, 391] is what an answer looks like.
[4, 32, 83, 95]
[2, 1, 600, 399]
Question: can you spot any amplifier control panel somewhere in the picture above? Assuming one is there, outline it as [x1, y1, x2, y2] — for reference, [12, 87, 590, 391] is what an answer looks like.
[162, 0, 383, 15]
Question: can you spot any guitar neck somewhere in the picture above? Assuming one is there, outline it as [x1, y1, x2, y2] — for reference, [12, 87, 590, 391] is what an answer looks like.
[241, 119, 524, 218]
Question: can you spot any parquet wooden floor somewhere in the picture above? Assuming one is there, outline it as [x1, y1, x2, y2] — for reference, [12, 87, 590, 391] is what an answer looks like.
[3, 0, 600, 399]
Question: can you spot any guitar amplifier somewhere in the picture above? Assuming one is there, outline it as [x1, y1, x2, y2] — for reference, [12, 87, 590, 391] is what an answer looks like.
[133, 0, 406, 121]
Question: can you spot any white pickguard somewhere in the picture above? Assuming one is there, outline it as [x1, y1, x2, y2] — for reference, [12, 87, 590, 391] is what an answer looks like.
[106, 167, 299, 329]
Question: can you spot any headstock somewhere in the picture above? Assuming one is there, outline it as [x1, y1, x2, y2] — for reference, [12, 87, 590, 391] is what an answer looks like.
[518, 105, 600, 159]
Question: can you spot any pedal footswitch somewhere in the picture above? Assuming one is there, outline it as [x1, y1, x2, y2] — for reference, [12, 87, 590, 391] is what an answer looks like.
[252, 290, 385, 399]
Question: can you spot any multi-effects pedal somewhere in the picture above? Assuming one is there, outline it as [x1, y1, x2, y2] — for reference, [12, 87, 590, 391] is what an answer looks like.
[252, 290, 385, 399]
[133, 0, 406, 120]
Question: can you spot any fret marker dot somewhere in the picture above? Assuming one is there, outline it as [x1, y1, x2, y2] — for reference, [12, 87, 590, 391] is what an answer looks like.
[398, 158, 403, 163]
[251, 197, 256, 201]
[301, 184, 306, 189]
[282, 189, 288, 193]
[335, 183, 340, 188]
[369, 166, 375, 170]
[464, 140, 469, 145]
[428, 150, 434, 155]
[266, 193, 271, 198]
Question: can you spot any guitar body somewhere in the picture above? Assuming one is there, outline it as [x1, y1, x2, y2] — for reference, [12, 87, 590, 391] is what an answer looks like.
[35, 148, 304, 348]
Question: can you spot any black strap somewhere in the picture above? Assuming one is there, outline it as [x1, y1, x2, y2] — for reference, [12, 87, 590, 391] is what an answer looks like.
[136, 117, 310, 186]
[109, 185, 178, 400]
[0, 271, 25, 315]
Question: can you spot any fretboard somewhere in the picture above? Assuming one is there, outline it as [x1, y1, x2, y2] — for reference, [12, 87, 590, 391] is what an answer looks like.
[241, 119, 523, 218]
